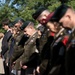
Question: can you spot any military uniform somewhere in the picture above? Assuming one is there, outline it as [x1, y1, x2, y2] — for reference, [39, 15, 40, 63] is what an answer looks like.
[32, 6, 54, 75]
[49, 4, 75, 75]
[38, 29, 55, 75]
[49, 36, 66, 75]
[39, 28, 49, 52]
[10, 30, 25, 64]
[65, 28, 75, 75]
[13, 31, 39, 70]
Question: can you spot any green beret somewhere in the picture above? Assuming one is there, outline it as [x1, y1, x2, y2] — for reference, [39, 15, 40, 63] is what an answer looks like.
[32, 6, 47, 20]
[20, 21, 31, 30]
[51, 4, 70, 22]
[13, 18, 24, 25]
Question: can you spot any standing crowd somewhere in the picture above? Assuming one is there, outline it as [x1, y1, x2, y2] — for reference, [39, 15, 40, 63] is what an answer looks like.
[0, 4, 75, 75]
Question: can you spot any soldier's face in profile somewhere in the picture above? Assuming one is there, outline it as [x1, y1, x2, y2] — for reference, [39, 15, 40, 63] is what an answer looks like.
[11, 27, 18, 34]
[24, 27, 32, 37]
[47, 22, 60, 33]
[14, 22, 22, 30]
[2, 25, 9, 30]
[59, 14, 73, 29]
[37, 13, 48, 25]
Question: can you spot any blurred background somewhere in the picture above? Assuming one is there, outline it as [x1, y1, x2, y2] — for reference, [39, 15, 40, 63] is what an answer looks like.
[0, 0, 74, 32]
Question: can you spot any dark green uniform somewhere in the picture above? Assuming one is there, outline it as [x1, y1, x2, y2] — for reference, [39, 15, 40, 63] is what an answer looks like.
[10, 30, 24, 65]
[13, 31, 39, 70]
[38, 28, 53, 75]
[39, 28, 49, 52]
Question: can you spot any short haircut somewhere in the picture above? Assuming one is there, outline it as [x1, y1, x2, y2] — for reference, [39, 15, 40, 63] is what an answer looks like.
[2, 18, 11, 26]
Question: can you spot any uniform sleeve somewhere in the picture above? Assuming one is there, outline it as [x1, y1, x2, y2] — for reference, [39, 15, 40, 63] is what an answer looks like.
[22, 52, 39, 67]
[10, 45, 24, 64]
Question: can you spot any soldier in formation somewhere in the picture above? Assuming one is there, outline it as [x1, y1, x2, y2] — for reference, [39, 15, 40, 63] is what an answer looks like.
[1, 4, 75, 75]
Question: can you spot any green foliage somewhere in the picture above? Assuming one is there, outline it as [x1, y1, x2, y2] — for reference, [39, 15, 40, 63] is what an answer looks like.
[67, 0, 75, 9]
[0, 0, 75, 32]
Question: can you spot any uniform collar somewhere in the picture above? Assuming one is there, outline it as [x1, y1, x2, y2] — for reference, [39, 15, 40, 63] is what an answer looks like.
[7, 29, 11, 32]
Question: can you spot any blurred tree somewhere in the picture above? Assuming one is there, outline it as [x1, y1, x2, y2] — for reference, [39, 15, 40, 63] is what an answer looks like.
[0, 0, 75, 32]
[59, 0, 69, 4]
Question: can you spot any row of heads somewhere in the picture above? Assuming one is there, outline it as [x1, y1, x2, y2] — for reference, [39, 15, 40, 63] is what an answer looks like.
[2, 18, 44, 32]
[2, 18, 34, 30]
[2, 4, 70, 30]
[32, 4, 70, 24]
